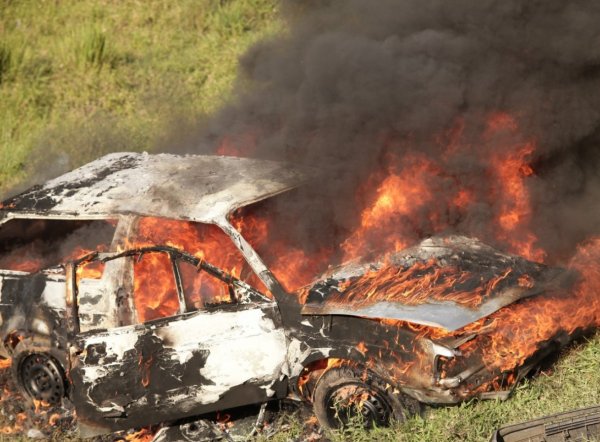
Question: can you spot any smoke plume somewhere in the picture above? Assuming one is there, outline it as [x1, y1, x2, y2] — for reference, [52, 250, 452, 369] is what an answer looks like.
[178, 0, 600, 264]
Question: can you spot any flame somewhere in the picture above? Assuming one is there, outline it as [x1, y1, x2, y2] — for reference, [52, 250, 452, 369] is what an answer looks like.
[76, 112, 600, 403]
[32, 399, 51, 413]
[216, 411, 234, 430]
[44, 111, 546, 307]
[133, 251, 180, 323]
[0, 109, 598, 433]
[216, 130, 258, 157]
[304, 415, 319, 426]
[0, 220, 115, 274]
[129, 218, 269, 322]
[0, 412, 26, 434]
[475, 237, 600, 372]
[356, 341, 368, 356]
[341, 154, 438, 261]
[76, 260, 105, 280]
[230, 211, 333, 292]
[48, 413, 60, 426]
[284, 112, 599, 398]
[297, 358, 346, 398]
[122, 428, 154, 442]
[331, 260, 515, 309]
[138, 354, 154, 388]
[372, 238, 600, 392]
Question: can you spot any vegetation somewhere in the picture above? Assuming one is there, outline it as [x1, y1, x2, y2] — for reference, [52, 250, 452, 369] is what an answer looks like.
[0, 0, 282, 192]
[1, 1, 599, 441]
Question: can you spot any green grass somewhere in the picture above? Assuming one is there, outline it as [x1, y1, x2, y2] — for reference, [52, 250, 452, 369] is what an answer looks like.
[1, 1, 600, 441]
[0, 0, 282, 192]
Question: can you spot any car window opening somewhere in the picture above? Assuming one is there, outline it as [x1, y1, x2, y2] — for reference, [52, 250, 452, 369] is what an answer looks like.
[177, 259, 236, 311]
[133, 251, 180, 323]
[135, 217, 269, 294]
[0, 219, 116, 273]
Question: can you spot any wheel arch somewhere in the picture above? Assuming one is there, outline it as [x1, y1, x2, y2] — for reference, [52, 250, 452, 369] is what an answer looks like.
[294, 350, 370, 402]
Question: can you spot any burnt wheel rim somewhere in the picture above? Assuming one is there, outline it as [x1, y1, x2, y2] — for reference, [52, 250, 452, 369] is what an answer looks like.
[325, 383, 392, 428]
[19, 353, 64, 404]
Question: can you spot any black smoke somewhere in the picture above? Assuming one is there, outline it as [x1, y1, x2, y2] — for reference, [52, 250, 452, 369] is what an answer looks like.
[175, 0, 600, 264]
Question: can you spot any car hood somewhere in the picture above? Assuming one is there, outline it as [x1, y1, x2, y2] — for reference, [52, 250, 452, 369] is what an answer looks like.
[302, 236, 574, 331]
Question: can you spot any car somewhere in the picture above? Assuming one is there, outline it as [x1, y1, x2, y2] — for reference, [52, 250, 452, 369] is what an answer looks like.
[0, 152, 583, 437]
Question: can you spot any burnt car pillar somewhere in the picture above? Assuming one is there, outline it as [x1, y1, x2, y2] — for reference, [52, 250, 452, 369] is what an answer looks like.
[217, 218, 302, 324]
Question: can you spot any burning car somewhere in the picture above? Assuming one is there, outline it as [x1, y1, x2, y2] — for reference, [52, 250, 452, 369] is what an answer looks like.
[0, 152, 595, 437]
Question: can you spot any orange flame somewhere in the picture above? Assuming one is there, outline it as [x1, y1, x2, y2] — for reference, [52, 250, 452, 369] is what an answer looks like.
[341, 154, 438, 261]
[332, 260, 515, 309]
[122, 428, 154, 442]
[130, 218, 268, 321]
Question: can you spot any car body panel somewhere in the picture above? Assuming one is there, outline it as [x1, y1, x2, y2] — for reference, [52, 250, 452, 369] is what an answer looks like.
[0, 153, 308, 224]
[303, 236, 572, 331]
[71, 304, 287, 436]
[490, 405, 600, 442]
[63, 247, 289, 436]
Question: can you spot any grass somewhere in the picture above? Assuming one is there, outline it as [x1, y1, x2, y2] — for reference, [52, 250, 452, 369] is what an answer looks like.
[0, 0, 282, 192]
[1, 1, 600, 441]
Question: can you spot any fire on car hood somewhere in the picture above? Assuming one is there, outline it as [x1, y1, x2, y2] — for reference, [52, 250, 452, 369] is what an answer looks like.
[302, 236, 574, 331]
[0, 152, 307, 223]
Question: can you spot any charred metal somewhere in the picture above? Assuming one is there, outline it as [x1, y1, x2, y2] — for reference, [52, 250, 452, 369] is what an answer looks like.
[0, 153, 586, 438]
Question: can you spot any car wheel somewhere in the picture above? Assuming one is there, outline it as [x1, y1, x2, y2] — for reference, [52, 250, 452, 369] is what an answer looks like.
[312, 365, 418, 430]
[11, 339, 67, 405]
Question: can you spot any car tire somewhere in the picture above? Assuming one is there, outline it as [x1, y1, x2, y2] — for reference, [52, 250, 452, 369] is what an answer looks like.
[11, 337, 68, 405]
[312, 365, 419, 430]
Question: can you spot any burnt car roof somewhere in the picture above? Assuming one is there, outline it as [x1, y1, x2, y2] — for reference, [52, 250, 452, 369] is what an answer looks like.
[0, 152, 307, 223]
[303, 236, 573, 331]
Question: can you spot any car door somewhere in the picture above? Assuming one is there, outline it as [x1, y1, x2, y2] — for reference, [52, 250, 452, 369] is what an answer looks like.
[68, 250, 288, 437]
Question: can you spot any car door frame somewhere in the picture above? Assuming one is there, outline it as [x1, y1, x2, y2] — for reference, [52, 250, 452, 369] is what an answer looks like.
[65, 247, 289, 438]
